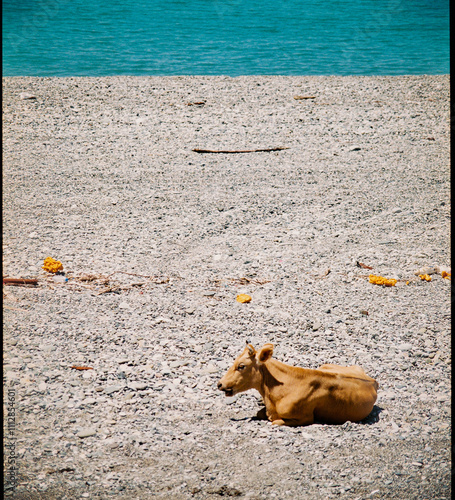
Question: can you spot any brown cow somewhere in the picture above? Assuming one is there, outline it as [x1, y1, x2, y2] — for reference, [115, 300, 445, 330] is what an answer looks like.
[218, 343, 378, 427]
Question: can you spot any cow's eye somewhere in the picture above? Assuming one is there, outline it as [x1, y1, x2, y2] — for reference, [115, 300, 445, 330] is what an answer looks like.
[237, 364, 245, 371]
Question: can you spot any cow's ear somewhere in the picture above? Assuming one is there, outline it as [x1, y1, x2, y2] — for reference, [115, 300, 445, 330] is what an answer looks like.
[257, 344, 274, 363]
[247, 344, 256, 357]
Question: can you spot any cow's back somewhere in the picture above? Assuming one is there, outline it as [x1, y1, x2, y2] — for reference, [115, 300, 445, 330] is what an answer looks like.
[312, 368, 378, 423]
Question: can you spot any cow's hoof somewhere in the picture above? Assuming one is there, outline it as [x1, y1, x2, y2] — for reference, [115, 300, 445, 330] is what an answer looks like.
[271, 419, 285, 426]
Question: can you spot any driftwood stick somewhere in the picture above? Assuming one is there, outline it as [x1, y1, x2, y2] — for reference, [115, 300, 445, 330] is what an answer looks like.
[192, 147, 289, 154]
[106, 271, 153, 279]
[106, 271, 170, 282]
[3, 278, 39, 286]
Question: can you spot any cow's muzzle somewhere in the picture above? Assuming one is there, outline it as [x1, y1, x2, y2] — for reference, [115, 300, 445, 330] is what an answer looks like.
[217, 382, 234, 396]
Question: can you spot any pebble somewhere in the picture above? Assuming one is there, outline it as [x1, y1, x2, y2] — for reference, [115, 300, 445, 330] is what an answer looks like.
[77, 429, 97, 439]
[202, 364, 219, 374]
[397, 343, 413, 351]
[414, 267, 438, 275]
[129, 382, 148, 390]
[224, 395, 239, 405]
[152, 317, 172, 325]
[312, 320, 322, 331]
[104, 385, 123, 395]
[432, 352, 442, 363]
[83, 397, 97, 405]
[160, 364, 171, 375]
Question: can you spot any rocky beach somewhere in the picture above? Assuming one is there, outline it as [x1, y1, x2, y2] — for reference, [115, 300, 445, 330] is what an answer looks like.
[2, 75, 451, 499]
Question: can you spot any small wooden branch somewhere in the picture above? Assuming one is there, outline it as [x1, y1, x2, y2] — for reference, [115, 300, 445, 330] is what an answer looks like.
[4, 305, 27, 312]
[106, 271, 170, 283]
[192, 147, 289, 154]
[3, 278, 38, 286]
[227, 277, 271, 286]
[356, 261, 373, 270]
[96, 285, 122, 296]
[107, 271, 153, 279]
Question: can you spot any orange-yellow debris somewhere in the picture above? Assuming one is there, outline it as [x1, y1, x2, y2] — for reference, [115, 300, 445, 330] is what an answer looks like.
[42, 257, 63, 273]
[369, 275, 397, 287]
[236, 294, 252, 303]
[441, 271, 451, 280]
[418, 274, 432, 282]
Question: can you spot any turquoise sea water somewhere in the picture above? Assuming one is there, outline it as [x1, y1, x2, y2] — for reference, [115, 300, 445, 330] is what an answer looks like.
[2, 0, 449, 76]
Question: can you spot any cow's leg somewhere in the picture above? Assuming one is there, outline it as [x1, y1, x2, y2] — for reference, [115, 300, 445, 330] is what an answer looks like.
[265, 406, 283, 425]
[272, 415, 315, 427]
[275, 401, 316, 427]
[271, 405, 315, 427]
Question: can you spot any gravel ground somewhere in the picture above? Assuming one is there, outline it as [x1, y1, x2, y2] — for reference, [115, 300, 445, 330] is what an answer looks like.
[2, 75, 451, 499]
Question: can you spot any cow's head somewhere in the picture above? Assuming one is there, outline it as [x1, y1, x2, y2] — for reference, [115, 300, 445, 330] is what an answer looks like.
[217, 343, 274, 396]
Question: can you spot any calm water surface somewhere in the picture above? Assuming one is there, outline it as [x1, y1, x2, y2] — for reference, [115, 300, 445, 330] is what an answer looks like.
[2, 0, 449, 76]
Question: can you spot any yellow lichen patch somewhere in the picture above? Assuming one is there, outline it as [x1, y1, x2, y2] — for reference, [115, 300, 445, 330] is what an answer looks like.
[42, 257, 63, 273]
[236, 294, 252, 303]
[418, 274, 432, 282]
[369, 275, 397, 287]
[441, 271, 451, 280]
